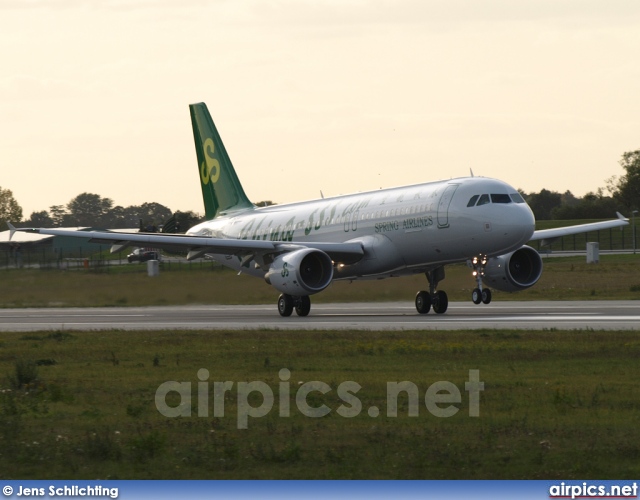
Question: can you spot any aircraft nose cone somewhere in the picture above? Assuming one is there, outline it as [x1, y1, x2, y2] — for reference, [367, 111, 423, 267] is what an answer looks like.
[508, 206, 536, 245]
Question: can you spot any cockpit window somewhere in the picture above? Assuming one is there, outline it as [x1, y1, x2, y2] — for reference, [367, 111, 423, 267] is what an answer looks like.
[491, 194, 512, 204]
[476, 194, 490, 206]
[468, 193, 523, 207]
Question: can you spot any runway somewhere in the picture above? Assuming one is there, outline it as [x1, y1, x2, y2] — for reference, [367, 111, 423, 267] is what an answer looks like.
[0, 301, 638, 331]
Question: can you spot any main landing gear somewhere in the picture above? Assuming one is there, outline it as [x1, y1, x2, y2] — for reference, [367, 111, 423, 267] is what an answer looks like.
[278, 294, 311, 317]
[470, 255, 492, 305]
[415, 267, 449, 315]
[415, 256, 494, 315]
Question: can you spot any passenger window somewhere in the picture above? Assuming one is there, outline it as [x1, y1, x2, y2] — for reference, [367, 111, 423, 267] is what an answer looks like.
[510, 192, 526, 203]
[491, 194, 512, 204]
[467, 195, 479, 207]
[477, 194, 490, 206]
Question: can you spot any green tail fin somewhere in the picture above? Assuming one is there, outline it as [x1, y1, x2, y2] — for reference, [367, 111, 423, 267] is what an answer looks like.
[189, 102, 254, 219]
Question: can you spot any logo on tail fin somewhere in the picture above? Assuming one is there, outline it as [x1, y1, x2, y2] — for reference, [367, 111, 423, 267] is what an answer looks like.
[200, 138, 221, 185]
[190, 102, 254, 219]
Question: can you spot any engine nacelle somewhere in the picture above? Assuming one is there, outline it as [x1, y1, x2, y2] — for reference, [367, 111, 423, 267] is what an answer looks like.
[264, 248, 334, 296]
[483, 245, 543, 292]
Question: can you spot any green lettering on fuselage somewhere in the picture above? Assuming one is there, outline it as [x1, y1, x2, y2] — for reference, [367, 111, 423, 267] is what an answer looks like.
[375, 221, 399, 233]
[403, 216, 433, 230]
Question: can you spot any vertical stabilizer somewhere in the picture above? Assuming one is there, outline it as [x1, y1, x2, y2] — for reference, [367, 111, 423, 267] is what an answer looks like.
[189, 103, 254, 219]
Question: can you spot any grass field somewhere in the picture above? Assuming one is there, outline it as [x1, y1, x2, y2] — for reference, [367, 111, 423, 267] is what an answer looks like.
[1, 329, 639, 479]
[1, 254, 639, 479]
[1, 254, 639, 308]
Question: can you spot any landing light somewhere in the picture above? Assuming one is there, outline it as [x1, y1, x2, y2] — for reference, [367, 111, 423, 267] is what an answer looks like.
[473, 256, 487, 266]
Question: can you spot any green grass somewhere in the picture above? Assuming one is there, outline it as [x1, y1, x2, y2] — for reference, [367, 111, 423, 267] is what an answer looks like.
[1, 329, 639, 479]
[1, 254, 639, 308]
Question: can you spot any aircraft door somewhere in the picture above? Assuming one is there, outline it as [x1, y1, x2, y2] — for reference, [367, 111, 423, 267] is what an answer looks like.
[344, 210, 359, 232]
[437, 184, 459, 229]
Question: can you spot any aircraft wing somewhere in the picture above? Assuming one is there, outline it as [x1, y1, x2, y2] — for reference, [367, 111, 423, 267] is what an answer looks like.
[9, 226, 365, 265]
[529, 212, 629, 246]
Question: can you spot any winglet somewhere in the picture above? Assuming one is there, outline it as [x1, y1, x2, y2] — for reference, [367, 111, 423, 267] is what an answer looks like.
[7, 222, 16, 240]
[6, 223, 41, 240]
[616, 211, 628, 221]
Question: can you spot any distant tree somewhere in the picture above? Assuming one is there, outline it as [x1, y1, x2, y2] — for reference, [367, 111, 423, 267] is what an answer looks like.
[0, 186, 23, 227]
[610, 150, 640, 212]
[103, 205, 135, 229]
[560, 190, 580, 208]
[111, 205, 149, 228]
[24, 210, 54, 228]
[136, 202, 172, 227]
[254, 200, 276, 207]
[66, 193, 114, 227]
[525, 189, 562, 220]
[552, 189, 620, 219]
[36, 197, 174, 229]
[110, 202, 172, 231]
[48, 205, 67, 227]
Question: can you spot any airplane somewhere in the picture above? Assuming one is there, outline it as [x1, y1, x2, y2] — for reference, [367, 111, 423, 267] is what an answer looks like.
[10, 102, 629, 317]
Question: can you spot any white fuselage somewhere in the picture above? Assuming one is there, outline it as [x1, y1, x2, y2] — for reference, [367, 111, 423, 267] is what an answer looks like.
[187, 176, 536, 280]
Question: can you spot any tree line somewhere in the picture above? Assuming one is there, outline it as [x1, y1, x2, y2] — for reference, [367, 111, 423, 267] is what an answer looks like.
[521, 150, 639, 220]
[1, 191, 202, 233]
[1, 151, 639, 229]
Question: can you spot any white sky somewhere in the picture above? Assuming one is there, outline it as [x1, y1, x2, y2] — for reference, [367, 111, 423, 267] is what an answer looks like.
[2, 0, 640, 217]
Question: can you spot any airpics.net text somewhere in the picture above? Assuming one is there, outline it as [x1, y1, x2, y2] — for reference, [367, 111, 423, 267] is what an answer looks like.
[155, 369, 484, 429]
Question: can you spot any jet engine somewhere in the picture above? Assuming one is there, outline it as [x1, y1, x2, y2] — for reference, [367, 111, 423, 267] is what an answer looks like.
[265, 248, 334, 295]
[483, 245, 543, 292]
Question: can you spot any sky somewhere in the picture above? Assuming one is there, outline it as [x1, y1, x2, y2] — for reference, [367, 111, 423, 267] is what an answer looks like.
[2, 0, 640, 218]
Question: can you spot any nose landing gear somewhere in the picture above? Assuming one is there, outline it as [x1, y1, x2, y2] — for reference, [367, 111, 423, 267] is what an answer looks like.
[470, 255, 492, 305]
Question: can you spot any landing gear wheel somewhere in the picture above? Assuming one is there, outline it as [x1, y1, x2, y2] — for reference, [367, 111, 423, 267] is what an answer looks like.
[295, 296, 311, 317]
[415, 291, 431, 314]
[432, 290, 448, 314]
[470, 255, 490, 305]
[278, 294, 294, 317]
